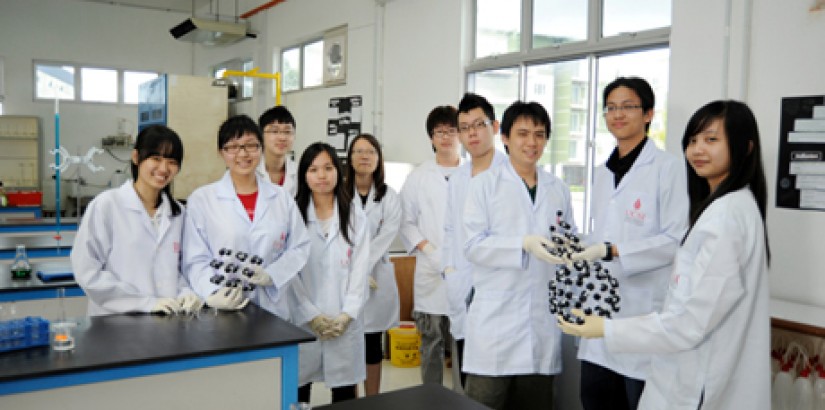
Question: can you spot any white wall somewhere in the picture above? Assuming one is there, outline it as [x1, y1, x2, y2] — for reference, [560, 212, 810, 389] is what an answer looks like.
[0, 0, 194, 208]
[193, 0, 464, 165]
[669, 0, 825, 307]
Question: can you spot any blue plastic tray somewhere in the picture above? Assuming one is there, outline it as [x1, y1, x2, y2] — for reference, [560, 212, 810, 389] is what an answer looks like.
[0, 317, 50, 353]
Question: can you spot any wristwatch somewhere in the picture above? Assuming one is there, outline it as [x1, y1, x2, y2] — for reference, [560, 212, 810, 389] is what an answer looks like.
[603, 242, 613, 261]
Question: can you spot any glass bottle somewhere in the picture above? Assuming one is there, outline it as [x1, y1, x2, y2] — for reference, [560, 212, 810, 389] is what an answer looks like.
[10, 244, 32, 280]
[0, 181, 7, 207]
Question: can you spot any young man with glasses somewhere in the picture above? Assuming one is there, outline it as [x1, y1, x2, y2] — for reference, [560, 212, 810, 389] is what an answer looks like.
[570, 77, 689, 410]
[441, 93, 508, 390]
[462, 101, 572, 410]
[258, 105, 298, 196]
[399, 105, 462, 387]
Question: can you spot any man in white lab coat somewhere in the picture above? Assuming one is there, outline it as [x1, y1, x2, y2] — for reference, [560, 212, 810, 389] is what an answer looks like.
[572, 77, 688, 410]
[257, 105, 298, 196]
[442, 92, 508, 390]
[399, 105, 462, 385]
[462, 101, 573, 410]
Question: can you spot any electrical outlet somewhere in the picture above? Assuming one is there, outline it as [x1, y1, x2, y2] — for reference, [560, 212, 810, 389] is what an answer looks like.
[101, 134, 133, 149]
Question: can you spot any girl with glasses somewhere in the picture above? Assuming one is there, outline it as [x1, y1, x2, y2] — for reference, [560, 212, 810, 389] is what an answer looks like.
[182, 115, 310, 316]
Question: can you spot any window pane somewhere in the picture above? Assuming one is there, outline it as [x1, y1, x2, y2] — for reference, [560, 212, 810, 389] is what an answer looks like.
[81, 67, 117, 103]
[302, 40, 323, 88]
[35, 64, 75, 100]
[595, 48, 670, 165]
[468, 68, 520, 124]
[476, 0, 521, 58]
[525, 59, 589, 229]
[282, 48, 300, 92]
[602, 0, 671, 37]
[241, 60, 254, 99]
[533, 0, 587, 48]
[123, 71, 158, 104]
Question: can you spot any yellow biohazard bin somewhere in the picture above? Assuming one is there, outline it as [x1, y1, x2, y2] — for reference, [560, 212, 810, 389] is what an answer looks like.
[388, 322, 421, 367]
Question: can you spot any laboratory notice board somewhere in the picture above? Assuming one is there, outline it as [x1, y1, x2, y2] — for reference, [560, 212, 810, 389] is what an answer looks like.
[776, 95, 825, 211]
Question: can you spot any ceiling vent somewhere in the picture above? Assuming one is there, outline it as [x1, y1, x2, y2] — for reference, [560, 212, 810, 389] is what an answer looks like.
[170, 17, 255, 46]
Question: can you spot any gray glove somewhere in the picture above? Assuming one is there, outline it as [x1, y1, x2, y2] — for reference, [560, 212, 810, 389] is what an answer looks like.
[177, 293, 203, 314]
[523, 235, 568, 265]
[206, 287, 250, 311]
[151, 297, 180, 315]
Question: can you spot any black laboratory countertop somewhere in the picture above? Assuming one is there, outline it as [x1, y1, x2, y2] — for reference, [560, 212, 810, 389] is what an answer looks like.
[315, 384, 491, 410]
[0, 303, 314, 382]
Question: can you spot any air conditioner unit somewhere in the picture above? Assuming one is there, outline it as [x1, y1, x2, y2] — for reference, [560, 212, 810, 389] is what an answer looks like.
[170, 18, 255, 46]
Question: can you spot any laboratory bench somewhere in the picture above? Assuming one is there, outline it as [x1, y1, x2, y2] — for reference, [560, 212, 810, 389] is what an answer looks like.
[0, 206, 42, 219]
[315, 384, 490, 410]
[0, 257, 81, 302]
[0, 303, 314, 409]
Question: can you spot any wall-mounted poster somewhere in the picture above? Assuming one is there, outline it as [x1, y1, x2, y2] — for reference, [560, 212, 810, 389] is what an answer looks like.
[776, 95, 825, 211]
[327, 95, 362, 151]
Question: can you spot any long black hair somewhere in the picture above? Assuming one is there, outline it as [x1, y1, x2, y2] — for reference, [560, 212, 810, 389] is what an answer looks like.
[295, 142, 353, 245]
[345, 133, 387, 202]
[131, 125, 184, 217]
[681, 100, 770, 263]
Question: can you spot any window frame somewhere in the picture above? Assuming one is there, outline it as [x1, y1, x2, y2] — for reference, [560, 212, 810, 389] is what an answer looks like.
[467, 0, 671, 233]
[33, 60, 159, 105]
[280, 37, 326, 94]
[212, 58, 255, 101]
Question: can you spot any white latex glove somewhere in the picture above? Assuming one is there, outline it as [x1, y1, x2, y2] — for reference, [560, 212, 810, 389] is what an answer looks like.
[309, 314, 336, 340]
[369, 276, 378, 290]
[206, 287, 250, 311]
[177, 293, 203, 314]
[570, 243, 609, 262]
[522, 235, 568, 265]
[151, 297, 180, 315]
[247, 265, 274, 287]
[329, 313, 353, 338]
[557, 309, 605, 339]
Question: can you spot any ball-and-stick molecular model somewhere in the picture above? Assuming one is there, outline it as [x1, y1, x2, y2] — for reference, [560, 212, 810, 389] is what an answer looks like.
[546, 211, 621, 324]
[208, 248, 264, 292]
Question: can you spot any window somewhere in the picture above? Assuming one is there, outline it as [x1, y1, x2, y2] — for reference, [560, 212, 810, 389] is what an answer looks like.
[81, 67, 117, 103]
[35, 63, 75, 100]
[476, 0, 521, 59]
[468, 0, 671, 231]
[281, 47, 301, 92]
[34, 61, 157, 105]
[302, 40, 323, 88]
[123, 71, 159, 104]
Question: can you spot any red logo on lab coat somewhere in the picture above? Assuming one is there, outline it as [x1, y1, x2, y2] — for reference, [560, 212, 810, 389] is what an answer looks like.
[173, 242, 180, 253]
[625, 198, 646, 225]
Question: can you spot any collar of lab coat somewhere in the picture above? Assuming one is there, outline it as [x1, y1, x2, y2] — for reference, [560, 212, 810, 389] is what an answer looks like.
[118, 181, 173, 241]
[307, 196, 341, 244]
[501, 159, 559, 210]
[352, 183, 377, 213]
[613, 139, 659, 193]
[213, 170, 280, 225]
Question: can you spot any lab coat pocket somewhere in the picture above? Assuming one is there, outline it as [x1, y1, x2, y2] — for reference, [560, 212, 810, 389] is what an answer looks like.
[467, 290, 530, 369]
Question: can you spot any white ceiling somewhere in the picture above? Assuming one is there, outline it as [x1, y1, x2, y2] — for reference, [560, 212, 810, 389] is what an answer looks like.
[74, 0, 260, 17]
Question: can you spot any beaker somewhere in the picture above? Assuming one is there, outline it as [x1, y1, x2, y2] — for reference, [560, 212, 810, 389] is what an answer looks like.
[51, 321, 75, 351]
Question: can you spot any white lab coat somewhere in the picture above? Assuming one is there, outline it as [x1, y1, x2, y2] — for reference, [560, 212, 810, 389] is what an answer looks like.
[257, 156, 298, 197]
[182, 171, 310, 319]
[356, 185, 402, 333]
[288, 199, 369, 388]
[442, 150, 508, 340]
[72, 182, 193, 316]
[399, 159, 458, 315]
[578, 140, 689, 379]
[605, 188, 770, 410]
[462, 161, 575, 376]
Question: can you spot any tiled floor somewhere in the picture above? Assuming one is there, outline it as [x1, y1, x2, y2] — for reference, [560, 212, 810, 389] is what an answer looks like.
[308, 361, 457, 407]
